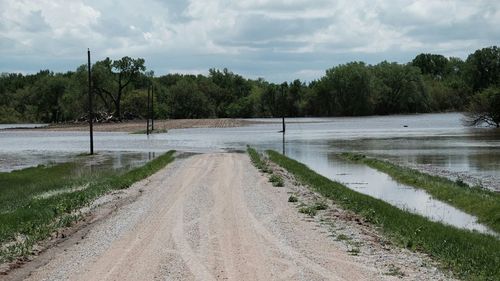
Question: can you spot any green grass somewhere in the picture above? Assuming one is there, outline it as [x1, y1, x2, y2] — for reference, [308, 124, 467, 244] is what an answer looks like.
[341, 152, 500, 233]
[299, 206, 318, 217]
[269, 174, 284, 187]
[267, 150, 500, 281]
[246, 146, 272, 173]
[247, 146, 285, 187]
[0, 150, 175, 262]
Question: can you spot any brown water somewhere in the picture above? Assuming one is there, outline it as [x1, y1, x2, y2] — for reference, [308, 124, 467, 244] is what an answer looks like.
[1, 113, 499, 235]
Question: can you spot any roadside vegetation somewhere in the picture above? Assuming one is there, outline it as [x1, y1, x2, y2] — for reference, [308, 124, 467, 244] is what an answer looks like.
[0, 150, 175, 263]
[267, 150, 500, 281]
[246, 146, 284, 187]
[341, 152, 500, 233]
[1, 46, 499, 127]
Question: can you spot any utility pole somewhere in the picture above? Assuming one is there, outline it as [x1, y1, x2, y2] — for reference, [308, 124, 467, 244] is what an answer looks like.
[146, 83, 151, 135]
[281, 84, 286, 133]
[87, 49, 94, 155]
[151, 82, 154, 131]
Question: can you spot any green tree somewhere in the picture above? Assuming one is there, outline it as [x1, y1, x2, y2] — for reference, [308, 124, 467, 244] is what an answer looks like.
[323, 62, 373, 116]
[92, 57, 146, 119]
[465, 46, 500, 93]
[371, 62, 429, 114]
[208, 68, 251, 117]
[167, 79, 214, 118]
[464, 87, 500, 128]
[412, 53, 448, 79]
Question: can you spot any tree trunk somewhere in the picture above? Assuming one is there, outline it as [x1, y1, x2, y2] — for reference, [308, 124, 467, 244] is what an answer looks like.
[114, 99, 121, 121]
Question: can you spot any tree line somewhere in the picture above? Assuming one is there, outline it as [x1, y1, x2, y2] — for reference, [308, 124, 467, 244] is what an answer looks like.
[1, 46, 499, 127]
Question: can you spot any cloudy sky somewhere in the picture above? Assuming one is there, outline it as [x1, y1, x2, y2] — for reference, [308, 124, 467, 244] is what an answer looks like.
[0, 0, 499, 82]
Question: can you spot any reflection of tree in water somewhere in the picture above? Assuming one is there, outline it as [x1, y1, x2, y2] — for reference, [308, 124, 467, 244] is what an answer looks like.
[469, 153, 500, 172]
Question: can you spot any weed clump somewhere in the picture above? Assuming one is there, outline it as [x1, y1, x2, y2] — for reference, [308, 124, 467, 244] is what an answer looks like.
[247, 146, 284, 186]
[269, 174, 284, 187]
[288, 195, 298, 202]
[299, 206, 317, 217]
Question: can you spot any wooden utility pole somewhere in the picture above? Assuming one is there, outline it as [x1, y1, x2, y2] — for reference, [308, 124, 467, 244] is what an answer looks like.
[281, 84, 286, 133]
[87, 49, 94, 155]
[151, 82, 154, 131]
[146, 83, 151, 135]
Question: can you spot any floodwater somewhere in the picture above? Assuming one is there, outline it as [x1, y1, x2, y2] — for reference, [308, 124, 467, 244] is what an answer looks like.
[281, 146, 494, 235]
[0, 124, 47, 130]
[1, 113, 499, 234]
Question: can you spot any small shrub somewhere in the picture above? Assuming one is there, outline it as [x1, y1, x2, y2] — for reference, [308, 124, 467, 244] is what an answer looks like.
[347, 247, 360, 255]
[385, 264, 405, 277]
[313, 201, 328, 210]
[299, 206, 317, 217]
[288, 195, 298, 202]
[269, 174, 284, 187]
[336, 234, 351, 241]
[455, 177, 468, 187]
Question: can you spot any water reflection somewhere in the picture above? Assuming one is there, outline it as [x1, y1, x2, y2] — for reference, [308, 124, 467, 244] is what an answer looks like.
[0, 151, 155, 174]
[282, 147, 494, 235]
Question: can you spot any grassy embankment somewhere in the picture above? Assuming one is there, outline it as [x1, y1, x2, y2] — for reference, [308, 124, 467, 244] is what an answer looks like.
[0, 150, 175, 263]
[341, 152, 500, 233]
[266, 150, 500, 281]
[247, 146, 284, 187]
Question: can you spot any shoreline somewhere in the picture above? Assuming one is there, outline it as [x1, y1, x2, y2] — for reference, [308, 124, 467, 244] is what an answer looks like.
[14, 118, 262, 133]
[384, 157, 500, 192]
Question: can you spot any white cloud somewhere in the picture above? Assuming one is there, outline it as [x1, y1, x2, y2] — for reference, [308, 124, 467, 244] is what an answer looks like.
[0, 0, 498, 82]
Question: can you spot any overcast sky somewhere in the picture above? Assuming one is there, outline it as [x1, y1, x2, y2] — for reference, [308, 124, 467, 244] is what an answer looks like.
[0, 0, 499, 82]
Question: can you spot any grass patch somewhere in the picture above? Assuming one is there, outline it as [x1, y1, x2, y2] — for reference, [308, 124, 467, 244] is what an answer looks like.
[341, 152, 500, 233]
[288, 195, 298, 203]
[336, 234, 352, 241]
[298, 202, 328, 217]
[347, 247, 360, 256]
[267, 150, 500, 281]
[299, 206, 317, 217]
[247, 146, 272, 173]
[0, 150, 175, 263]
[385, 264, 406, 277]
[313, 201, 328, 210]
[269, 174, 284, 187]
[247, 146, 284, 186]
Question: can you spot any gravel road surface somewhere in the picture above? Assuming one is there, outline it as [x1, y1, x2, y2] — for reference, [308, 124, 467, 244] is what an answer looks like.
[5, 153, 445, 280]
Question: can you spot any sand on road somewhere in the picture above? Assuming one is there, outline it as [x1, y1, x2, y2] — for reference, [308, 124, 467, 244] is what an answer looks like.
[9, 153, 402, 281]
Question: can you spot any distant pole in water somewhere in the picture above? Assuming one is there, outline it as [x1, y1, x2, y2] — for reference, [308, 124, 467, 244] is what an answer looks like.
[87, 48, 94, 155]
[151, 82, 154, 131]
[146, 83, 151, 135]
[282, 132, 285, 155]
[281, 84, 286, 134]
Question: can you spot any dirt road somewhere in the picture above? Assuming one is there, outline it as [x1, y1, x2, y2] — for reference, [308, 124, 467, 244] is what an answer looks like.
[10, 153, 418, 280]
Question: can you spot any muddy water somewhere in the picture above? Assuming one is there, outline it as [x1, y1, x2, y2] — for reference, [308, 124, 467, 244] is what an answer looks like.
[1, 113, 499, 234]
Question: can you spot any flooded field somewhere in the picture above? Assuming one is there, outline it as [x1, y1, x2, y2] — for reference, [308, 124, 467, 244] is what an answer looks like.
[1, 113, 499, 234]
[0, 124, 47, 130]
